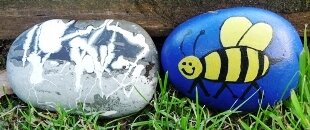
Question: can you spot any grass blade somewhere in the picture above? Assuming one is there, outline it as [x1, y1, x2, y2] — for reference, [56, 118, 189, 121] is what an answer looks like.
[250, 115, 271, 130]
[290, 90, 310, 128]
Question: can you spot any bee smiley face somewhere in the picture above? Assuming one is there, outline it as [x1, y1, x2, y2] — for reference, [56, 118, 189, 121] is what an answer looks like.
[178, 56, 203, 79]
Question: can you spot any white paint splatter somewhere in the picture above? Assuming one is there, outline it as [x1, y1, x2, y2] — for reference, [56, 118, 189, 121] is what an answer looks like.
[27, 53, 44, 84]
[69, 37, 87, 92]
[123, 65, 144, 97]
[38, 20, 74, 53]
[91, 21, 117, 97]
[61, 26, 93, 41]
[101, 111, 118, 116]
[68, 20, 112, 97]
[99, 45, 108, 66]
[22, 25, 39, 67]
[59, 62, 70, 73]
[105, 22, 149, 97]
[101, 21, 117, 73]
[49, 61, 60, 66]
[111, 55, 131, 69]
[25, 20, 77, 85]
[33, 25, 41, 53]
[82, 55, 95, 73]
[22, 19, 151, 105]
[88, 20, 110, 45]
[106, 23, 149, 75]
[131, 65, 145, 80]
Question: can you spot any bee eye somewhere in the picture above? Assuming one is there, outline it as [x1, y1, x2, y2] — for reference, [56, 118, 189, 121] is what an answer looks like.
[182, 62, 186, 65]
[189, 62, 192, 66]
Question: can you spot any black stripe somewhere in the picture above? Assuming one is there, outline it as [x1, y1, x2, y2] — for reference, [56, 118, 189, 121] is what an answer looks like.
[218, 49, 228, 81]
[237, 47, 249, 82]
[256, 51, 264, 78]
[200, 57, 206, 77]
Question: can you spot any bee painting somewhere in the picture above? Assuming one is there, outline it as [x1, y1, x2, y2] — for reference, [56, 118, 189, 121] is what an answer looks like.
[178, 17, 273, 99]
[162, 7, 302, 111]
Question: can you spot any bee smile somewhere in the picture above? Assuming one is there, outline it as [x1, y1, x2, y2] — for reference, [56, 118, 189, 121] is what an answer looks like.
[181, 68, 195, 76]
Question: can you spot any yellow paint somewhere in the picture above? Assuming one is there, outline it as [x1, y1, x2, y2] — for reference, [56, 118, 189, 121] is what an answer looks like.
[219, 17, 273, 82]
[178, 56, 203, 79]
[178, 17, 273, 83]
[225, 48, 241, 82]
[220, 17, 252, 47]
[245, 48, 259, 82]
[263, 55, 269, 75]
[204, 52, 221, 80]
[239, 23, 273, 51]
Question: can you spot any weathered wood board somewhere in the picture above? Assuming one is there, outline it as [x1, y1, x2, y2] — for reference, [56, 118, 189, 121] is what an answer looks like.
[0, 0, 309, 39]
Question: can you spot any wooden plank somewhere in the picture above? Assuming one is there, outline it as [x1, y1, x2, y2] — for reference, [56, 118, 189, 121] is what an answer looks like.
[0, 0, 309, 39]
[283, 12, 310, 35]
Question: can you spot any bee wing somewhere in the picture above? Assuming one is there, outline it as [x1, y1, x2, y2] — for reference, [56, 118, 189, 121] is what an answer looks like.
[238, 23, 273, 51]
[220, 17, 253, 47]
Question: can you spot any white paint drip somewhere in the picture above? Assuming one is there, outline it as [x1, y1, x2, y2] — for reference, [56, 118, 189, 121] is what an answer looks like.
[83, 77, 98, 105]
[88, 20, 110, 45]
[101, 21, 117, 73]
[49, 61, 60, 66]
[92, 21, 117, 97]
[59, 62, 70, 73]
[22, 19, 151, 106]
[69, 37, 87, 92]
[33, 26, 41, 53]
[99, 45, 108, 66]
[82, 55, 95, 73]
[25, 20, 77, 84]
[27, 53, 44, 84]
[111, 55, 131, 69]
[105, 23, 149, 97]
[61, 26, 93, 42]
[22, 25, 39, 67]
[131, 65, 145, 80]
[69, 20, 112, 98]
[38, 20, 74, 53]
[106, 24, 149, 79]
[101, 111, 118, 116]
[123, 65, 144, 97]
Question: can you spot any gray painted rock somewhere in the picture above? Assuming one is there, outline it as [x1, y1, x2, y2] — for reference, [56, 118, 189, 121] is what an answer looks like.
[6, 19, 158, 118]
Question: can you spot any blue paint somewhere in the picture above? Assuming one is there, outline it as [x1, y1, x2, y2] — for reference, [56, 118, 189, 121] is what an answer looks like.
[161, 7, 303, 111]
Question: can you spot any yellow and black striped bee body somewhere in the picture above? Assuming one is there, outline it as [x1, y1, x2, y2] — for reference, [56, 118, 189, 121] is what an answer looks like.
[202, 46, 269, 83]
[178, 17, 274, 99]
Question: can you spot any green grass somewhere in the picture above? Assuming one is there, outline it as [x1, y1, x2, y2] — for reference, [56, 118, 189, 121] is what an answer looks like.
[0, 26, 309, 129]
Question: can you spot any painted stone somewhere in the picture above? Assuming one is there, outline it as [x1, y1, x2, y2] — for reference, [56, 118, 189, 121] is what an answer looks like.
[7, 19, 158, 117]
[161, 7, 302, 111]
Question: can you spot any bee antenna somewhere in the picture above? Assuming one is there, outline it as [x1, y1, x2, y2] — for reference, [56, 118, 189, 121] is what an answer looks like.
[180, 38, 186, 56]
[193, 30, 205, 55]
[180, 31, 192, 56]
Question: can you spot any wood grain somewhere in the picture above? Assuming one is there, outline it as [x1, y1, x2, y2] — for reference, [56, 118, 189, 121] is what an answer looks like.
[0, 0, 309, 39]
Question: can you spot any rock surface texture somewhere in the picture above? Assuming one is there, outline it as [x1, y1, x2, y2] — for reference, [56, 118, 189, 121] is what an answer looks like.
[6, 19, 158, 118]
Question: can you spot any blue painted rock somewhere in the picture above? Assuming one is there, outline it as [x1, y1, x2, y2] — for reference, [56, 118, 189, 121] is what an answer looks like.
[161, 7, 302, 111]
[7, 19, 158, 117]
